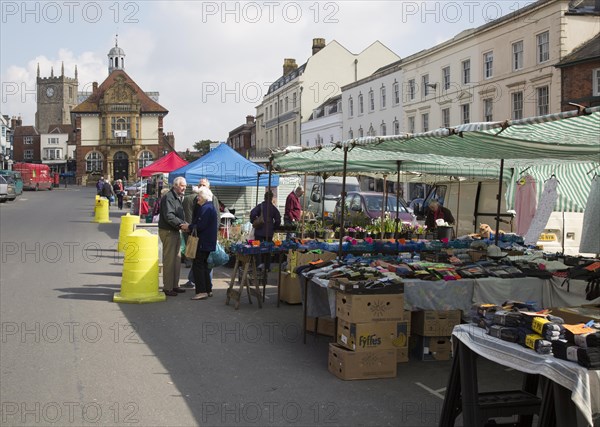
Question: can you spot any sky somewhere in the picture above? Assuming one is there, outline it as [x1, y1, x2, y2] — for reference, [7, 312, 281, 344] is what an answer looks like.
[1, 1, 535, 151]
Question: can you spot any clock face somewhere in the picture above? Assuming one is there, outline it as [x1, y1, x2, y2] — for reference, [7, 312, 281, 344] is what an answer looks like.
[46, 86, 55, 98]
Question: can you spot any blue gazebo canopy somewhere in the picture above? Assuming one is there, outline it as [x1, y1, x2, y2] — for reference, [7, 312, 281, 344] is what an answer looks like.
[169, 143, 279, 187]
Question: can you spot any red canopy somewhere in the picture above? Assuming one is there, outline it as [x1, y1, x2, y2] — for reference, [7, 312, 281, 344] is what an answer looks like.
[138, 152, 188, 177]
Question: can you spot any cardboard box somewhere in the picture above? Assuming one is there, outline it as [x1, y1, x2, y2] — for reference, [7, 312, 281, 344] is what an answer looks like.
[396, 347, 409, 363]
[410, 335, 452, 361]
[306, 316, 335, 337]
[549, 306, 600, 325]
[279, 271, 302, 304]
[336, 316, 410, 351]
[336, 293, 405, 323]
[328, 343, 397, 380]
[287, 250, 337, 273]
[411, 310, 462, 336]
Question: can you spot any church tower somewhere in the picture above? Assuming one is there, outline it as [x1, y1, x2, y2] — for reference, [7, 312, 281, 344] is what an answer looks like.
[108, 35, 126, 73]
[36, 62, 79, 133]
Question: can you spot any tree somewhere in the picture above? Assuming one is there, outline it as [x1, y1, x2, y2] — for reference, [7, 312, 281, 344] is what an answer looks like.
[193, 140, 217, 156]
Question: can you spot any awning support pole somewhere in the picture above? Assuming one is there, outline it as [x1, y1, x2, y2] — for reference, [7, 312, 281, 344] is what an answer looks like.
[395, 161, 401, 237]
[337, 147, 349, 258]
[494, 159, 504, 246]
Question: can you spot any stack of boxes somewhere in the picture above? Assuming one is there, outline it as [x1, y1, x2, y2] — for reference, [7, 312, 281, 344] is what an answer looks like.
[280, 250, 336, 304]
[410, 310, 462, 361]
[328, 286, 410, 380]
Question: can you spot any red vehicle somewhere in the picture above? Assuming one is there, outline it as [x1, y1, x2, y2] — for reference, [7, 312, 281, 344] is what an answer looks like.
[12, 163, 53, 191]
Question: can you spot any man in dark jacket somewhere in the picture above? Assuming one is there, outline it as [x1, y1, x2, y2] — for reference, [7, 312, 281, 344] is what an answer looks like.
[158, 177, 188, 296]
[101, 179, 115, 207]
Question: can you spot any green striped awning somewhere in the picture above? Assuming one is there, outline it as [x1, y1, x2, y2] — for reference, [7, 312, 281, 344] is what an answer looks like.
[505, 162, 597, 213]
[273, 108, 600, 172]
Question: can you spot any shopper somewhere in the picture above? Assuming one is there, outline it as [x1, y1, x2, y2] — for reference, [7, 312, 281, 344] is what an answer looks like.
[188, 186, 218, 300]
[250, 191, 281, 271]
[158, 177, 188, 296]
[101, 179, 115, 207]
[113, 179, 124, 210]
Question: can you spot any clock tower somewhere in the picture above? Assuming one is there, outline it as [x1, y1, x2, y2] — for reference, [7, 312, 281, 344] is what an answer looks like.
[36, 62, 79, 133]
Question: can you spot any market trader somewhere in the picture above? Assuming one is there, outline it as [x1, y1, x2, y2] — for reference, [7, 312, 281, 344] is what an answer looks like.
[424, 200, 455, 230]
[158, 177, 188, 296]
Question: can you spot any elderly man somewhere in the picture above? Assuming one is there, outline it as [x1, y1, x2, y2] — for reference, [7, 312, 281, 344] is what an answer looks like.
[284, 186, 304, 225]
[158, 177, 188, 296]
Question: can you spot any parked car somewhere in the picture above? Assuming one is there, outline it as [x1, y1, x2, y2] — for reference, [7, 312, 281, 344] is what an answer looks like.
[0, 170, 23, 195]
[0, 175, 9, 203]
[333, 191, 415, 227]
[4, 176, 17, 201]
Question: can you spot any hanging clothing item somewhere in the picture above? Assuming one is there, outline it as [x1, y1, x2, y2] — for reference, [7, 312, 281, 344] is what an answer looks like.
[515, 174, 537, 236]
[524, 177, 559, 245]
[579, 176, 600, 254]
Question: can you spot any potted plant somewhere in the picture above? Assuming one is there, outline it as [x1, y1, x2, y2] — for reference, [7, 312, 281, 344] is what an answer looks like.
[347, 227, 356, 238]
[354, 226, 366, 239]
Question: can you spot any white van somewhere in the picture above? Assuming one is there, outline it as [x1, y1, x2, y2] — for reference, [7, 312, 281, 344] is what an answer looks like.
[303, 176, 360, 220]
[417, 180, 585, 255]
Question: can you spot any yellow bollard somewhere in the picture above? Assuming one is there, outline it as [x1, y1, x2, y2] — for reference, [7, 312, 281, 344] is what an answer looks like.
[93, 197, 111, 223]
[114, 229, 165, 303]
[94, 195, 100, 216]
[117, 213, 140, 252]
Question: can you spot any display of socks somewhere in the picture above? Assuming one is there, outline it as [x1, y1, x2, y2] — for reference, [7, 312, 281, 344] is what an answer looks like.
[488, 325, 520, 343]
[493, 310, 522, 327]
[565, 331, 600, 348]
[575, 347, 600, 369]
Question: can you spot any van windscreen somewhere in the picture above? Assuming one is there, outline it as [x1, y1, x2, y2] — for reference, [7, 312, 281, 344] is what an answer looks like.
[323, 182, 359, 199]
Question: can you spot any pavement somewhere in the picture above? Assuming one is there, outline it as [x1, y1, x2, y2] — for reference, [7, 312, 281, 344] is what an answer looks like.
[0, 186, 526, 426]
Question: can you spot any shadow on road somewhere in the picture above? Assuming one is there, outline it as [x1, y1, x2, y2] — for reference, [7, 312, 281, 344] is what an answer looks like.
[55, 285, 116, 301]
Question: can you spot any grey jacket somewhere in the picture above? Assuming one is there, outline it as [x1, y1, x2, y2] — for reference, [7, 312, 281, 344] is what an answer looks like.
[158, 189, 185, 231]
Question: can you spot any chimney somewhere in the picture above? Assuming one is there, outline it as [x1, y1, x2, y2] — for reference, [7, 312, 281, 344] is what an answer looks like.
[246, 115, 255, 125]
[312, 38, 326, 55]
[11, 116, 22, 128]
[283, 58, 297, 76]
[92, 82, 98, 94]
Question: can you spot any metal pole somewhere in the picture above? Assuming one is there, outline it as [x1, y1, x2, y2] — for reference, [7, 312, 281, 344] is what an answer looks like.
[395, 161, 401, 237]
[381, 175, 387, 239]
[337, 147, 349, 258]
[494, 160, 504, 246]
[321, 174, 327, 225]
[255, 172, 260, 219]
[456, 178, 461, 238]
[301, 173, 307, 239]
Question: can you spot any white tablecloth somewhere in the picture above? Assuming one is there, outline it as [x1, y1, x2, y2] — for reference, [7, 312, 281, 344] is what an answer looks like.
[303, 275, 598, 318]
[453, 324, 600, 426]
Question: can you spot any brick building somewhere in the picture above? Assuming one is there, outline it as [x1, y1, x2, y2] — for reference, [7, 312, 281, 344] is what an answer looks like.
[227, 115, 255, 158]
[555, 33, 600, 111]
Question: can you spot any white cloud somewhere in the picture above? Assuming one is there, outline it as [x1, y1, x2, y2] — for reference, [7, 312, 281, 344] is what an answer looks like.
[1, 1, 535, 149]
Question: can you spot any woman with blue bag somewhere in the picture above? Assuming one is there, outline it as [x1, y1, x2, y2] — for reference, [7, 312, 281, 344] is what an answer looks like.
[188, 186, 218, 300]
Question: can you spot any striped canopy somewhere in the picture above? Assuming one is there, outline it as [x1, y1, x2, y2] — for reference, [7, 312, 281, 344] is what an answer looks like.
[272, 107, 600, 212]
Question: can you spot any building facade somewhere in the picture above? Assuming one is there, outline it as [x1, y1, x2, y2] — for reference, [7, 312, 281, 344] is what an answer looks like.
[71, 43, 172, 183]
[40, 124, 75, 174]
[36, 63, 79, 134]
[341, 61, 403, 140]
[254, 38, 400, 161]
[301, 94, 343, 147]
[227, 115, 256, 158]
[555, 33, 600, 111]
[11, 124, 40, 163]
[1, 115, 12, 169]
[338, 0, 599, 141]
